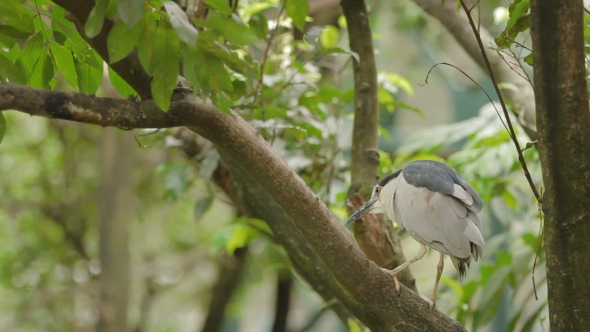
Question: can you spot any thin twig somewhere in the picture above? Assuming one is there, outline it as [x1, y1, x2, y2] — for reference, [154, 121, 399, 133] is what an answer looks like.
[501, 36, 533, 52]
[458, 0, 542, 203]
[494, 50, 532, 85]
[420, 62, 511, 134]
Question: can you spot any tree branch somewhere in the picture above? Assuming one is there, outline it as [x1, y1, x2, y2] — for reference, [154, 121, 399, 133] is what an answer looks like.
[412, 0, 537, 140]
[0, 82, 465, 331]
[342, 0, 416, 294]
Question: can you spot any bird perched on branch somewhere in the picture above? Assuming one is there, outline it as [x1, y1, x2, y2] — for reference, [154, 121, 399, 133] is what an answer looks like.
[346, 160, 485, 307]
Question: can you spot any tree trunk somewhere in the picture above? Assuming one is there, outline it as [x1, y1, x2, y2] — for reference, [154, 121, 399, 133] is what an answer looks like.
[200, 247, 248, 332]
[97, 128, 134, 332]
[341, 0, 416, 292]
[271, 270, 293, 332]
[530, 0, 590, 330]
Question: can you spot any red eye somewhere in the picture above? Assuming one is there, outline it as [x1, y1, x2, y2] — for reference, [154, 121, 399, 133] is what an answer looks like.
[375, 187, 381, 194]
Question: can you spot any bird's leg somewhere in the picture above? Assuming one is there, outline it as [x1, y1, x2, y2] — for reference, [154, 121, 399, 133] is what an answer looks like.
[381, 243, 428, 293]
[428, 253, 445, 308]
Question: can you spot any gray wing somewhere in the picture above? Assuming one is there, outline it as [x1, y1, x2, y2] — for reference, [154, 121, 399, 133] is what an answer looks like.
[401, 160, 484, 213]
[393, 163, 485, 261]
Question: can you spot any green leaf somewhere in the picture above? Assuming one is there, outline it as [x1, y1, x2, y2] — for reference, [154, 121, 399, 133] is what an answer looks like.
[383, 72, 414, 95]
[107, 20, 142, 63]
[249, 13, 269, 39]
[204, 0, 233, 15]
[52, 6, 87, 46]
[502, 188, 521, 210]
[495, 0, 530, 49]
[194, 196, 214, 222]
[319, 25, 339, 49]
[182, 45, 206, 93]
[378, 88, 395, 112]
[49, 43, 79, 90]
[85, 0, 108, 38]
[29, 53, 55, 89]
[204, 51, 233, 91]
[208, 13, 258, 46]
[506, 0, 530, 32]
[74, 47, 103, 94]
[150, 23, 180, 111]
[150, 22, 180, 75]
[524, 53, 533, 66]
[243, 2, 274, 18]
[118, 0, 144, 28]
[521, 233, 538, 251]
[0, 25, 33, 47]
[205, 40, 253, 75]
[137, 13, 157, 74]
[0, 53, 26, 83]
[0, 112, 5, 145]
[337, 15, 347, 29]
[151, 74, 177, 111]
[285, 0, 309, 30]
[347, 318, 362, 332]
[211, 90, 233, 113]
[164, 1, 199, 45]
[17, 32, 45, 77]
[53, 30, 68, 45]
[0, 3, 34, 35]
[225, 224, 259, 254]
[108, 66, 138, 97]
[379, 125, 392, 142]
[395, 102, 423, 116]
[440, 275, 464, 299]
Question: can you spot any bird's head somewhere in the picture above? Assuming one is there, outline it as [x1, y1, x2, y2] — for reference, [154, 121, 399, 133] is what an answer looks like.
[345, 171, 400, 225]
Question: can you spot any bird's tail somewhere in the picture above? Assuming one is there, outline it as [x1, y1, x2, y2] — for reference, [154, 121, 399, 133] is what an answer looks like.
[451, 243, 484, 279]
[450, 257, 470, 279]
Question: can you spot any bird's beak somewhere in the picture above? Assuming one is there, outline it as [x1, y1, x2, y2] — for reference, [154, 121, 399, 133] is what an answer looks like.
[346, 195, 380, 225]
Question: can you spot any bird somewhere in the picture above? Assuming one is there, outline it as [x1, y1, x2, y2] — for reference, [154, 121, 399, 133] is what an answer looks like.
[346, 160, 485, 307]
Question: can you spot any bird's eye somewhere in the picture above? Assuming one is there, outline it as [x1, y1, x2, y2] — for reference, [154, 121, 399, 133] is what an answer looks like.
[375, 187, 381, 194]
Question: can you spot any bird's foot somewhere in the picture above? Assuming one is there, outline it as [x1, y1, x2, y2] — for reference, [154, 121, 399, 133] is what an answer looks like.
[380, 268, 401, 295]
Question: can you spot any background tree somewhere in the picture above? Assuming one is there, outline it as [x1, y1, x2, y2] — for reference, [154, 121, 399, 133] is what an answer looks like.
[0, 0, 586, 331]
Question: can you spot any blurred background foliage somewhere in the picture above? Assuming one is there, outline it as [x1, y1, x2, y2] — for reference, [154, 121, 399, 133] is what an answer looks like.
[0, 0, 547, 331]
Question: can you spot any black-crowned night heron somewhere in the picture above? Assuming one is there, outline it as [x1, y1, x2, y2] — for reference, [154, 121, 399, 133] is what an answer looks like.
[346, 160, 484, 307]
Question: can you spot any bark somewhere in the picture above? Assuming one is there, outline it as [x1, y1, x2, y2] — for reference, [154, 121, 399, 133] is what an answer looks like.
[200, 247, 248, 332]
[97, 128, 134, 332]
[412, 0, 537, 140]
[341, 0, 416, 293]
[530, 0, 590, 330]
